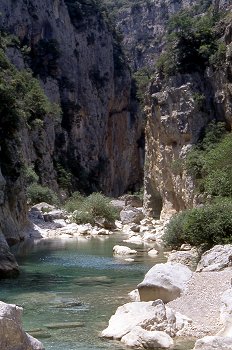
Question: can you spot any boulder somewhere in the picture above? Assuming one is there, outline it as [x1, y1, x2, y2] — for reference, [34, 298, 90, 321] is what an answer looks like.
[148, 249, 159, 257]
[217, 289, 232, 337]
[138, 263, 192, 303]
[197, 245, 232, 272]
[0, 232, 19, 278]
[193, 336, 232, 350]
[113, 245, 137, 256]
[0, 301, 44, 350]
[120, 207, 144, 225]
[43, 209, 66, 222]
[101, 299, 191, 340]
[167, 250, 199, 270]
[121, 327, 174, 349]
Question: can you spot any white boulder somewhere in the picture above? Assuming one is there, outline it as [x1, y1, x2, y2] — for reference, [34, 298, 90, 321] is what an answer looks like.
[193, 336, 232, 349]
[148, 249, 159, 257]
[138, 263, 192, 303]
[121, 326, 174, 349]
[0, 301, 44, 350]
[197, 245, 232, 272]
[101, 299, 191, 340]
[113, 245, 137, 256]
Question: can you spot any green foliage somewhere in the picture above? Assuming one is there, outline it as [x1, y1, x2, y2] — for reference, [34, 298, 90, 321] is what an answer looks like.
[0, 35, 61, 131]
[133, 67, 152, 105]
[156, 9, 225, 77]
[164, 201, 232, 249]
[27, 183, 58, 205]
[185, 122, 232, 198]
[22, 165, 39, 186]
[65, 192, 119, 225]
[55, 163, 72, 190]
[171, 159, 184, 176]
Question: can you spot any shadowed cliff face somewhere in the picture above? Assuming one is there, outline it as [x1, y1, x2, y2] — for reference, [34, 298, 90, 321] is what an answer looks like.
[0, 0, 144, 275]
[0, 0, 144, 197]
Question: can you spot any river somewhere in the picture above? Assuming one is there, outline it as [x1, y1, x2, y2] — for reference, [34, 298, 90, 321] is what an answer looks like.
[1, 234, 194, 350]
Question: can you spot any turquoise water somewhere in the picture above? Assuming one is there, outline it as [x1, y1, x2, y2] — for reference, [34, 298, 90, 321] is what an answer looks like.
[1, 234, 161, 350]
[1, 234, 195, 350]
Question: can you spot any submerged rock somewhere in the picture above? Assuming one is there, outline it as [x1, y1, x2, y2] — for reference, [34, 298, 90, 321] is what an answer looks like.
[45, 322, 84, 329]
[0, 301, 44, 350]
[138, 263, 192, 303]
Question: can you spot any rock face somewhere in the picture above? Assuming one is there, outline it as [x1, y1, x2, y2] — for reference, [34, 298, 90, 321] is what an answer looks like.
[196, 245, 232, 272]
[143, 5, 232, 219]
[101, 299, 191, 345]
[0, 0, 143, 197]
[0, 301, 44, 350]
[137, 263, 193, 303]
[0, 232, 19, 278]
[0, 0, 144, 275]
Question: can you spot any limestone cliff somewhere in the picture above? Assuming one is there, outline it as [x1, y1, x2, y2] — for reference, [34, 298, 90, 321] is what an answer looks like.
[0, 0, 144, 276]
[144, 4, 232, 218]
[0, 0, 143, 197]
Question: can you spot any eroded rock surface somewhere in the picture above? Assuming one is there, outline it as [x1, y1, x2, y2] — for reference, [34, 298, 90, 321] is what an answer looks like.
[0, 301, 44, 350]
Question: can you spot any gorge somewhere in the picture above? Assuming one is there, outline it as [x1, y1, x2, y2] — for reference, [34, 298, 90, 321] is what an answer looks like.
[0, 0, 232, 349]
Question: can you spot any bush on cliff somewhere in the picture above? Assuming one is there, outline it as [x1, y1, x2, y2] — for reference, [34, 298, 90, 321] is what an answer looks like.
[27, 183, 58, 205]
[163, 200, 232, 249]
[65, 192, 119, 225]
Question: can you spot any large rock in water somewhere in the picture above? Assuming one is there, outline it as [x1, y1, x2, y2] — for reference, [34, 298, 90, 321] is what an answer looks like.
[0, 301, 44, 350]
[0, 232, 19, 278]
[196, 245, 232, 272]
[113, 245, 137, 256]
[101, 299, 191, 341]
[138, 263, 192, 303]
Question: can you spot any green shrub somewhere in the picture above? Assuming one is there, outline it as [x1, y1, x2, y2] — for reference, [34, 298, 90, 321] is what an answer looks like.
[23, 165, 39, 186]
[164, 201, 232, 249]
[27, 183, 58, 205]
[64, 191, 85, 212]
[185, 122, 231, 196]
[65, 192, 119, 225]
[156, 9, 226, 77]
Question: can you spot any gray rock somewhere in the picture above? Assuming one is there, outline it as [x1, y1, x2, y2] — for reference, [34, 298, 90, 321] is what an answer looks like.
[167, 250, 199, 270]
[193, 336, 232, 350]
[0, 232, 19, 279]
[138, 262, 192, 303]
[120, 207, 144, 224]
[113, 245, 137, 256]
[0, 301, 44, 350]
[197, 245, 232, 272]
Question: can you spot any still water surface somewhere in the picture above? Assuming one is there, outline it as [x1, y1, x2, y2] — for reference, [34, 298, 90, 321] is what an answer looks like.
[1, 234, 194, 350]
